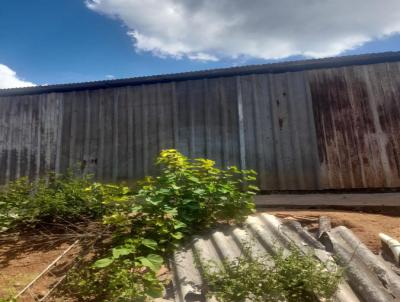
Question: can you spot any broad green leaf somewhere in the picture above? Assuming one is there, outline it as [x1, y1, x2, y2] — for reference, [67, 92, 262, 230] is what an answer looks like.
[188, 176, 200, 183]
[141, 239, 158, 250]
[171, 232, 183, 240]
[93, 257, 113, 268]
[131, 205, 143, 213]
[112, 246, 134, 259]
[164, 208, 178, 216]
[145, 284, 163, 298]
[149, 199, 161, 206]
[171, 184, 180, 190]
[193, 188, 205, 195]
[173, 221, 187, 229]
[137, 254, 163, 272]
[248, 185, 259, 191]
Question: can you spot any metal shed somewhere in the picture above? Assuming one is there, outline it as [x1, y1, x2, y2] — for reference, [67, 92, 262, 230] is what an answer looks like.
[0, 52, 400, 191]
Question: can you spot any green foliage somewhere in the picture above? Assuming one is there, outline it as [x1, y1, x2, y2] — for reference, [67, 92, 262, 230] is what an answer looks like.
[273, 247, 343, 301]
[65, 149, 258, 301]
[202, 246, 343, 302]
[66, 239, 165, 301]
[66, 259, 163, 302]
[202, 251, 282, 301]
[136, 149, 257, 234]
[0, 171, 133, 232]
[0, 298, 16, 302]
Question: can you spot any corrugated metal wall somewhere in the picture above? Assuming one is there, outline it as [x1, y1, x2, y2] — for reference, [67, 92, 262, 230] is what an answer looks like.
[238, 73, 320, 190]
[0, 93, 63, 182]
[0, 61, 399, 190]
[308, 63, 400, 189]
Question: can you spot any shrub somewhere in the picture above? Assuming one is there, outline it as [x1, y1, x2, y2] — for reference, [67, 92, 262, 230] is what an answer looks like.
[202, 250, 282, 301]
[0, 172, 133, 232]
[136, 149, 257, 233]
[0, 177, 35, 231]
[202, 246, 343, 302]
[66, 258, 163, 302]
[64, 150, 258, 301]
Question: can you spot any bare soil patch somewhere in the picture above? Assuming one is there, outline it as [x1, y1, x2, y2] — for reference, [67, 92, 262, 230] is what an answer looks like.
[0, 224, 88, 301]
[267, 209, 400, 253]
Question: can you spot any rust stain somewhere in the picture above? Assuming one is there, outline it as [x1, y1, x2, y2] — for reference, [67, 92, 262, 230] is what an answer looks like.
[384, 93, 400, 178]
[278, 117, 284, 129]
[309, 67, 400, 188]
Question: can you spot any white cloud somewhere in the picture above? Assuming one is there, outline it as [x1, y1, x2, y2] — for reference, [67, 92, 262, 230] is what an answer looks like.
[86, 0, 400, 61]
[0, 64, 35, 89]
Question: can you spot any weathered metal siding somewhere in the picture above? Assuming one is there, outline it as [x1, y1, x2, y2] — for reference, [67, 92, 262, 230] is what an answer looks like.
[238, 73, 320, 190]
[0, 94, 63, 183]
[59, 84, 178, 182]
[0, 78, 243, 185]
[308, 62, 400, 189]
[0, 59, 399, 190]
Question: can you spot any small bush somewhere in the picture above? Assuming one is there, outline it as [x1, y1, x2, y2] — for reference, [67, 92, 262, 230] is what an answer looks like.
[66, 258, 163, 302]
[203, 246, 343, 302]
[202, 252, 282, 301]
[136, 149, 257, 233]
[0, 171, 133, 232]
[64, 150, 258, 301]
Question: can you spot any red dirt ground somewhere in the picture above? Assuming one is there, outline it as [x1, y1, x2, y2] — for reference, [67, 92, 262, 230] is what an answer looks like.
[267, 209, 400, 253]
[0, 228, 81, 301]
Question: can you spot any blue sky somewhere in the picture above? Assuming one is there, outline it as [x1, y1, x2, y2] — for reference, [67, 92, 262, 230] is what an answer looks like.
[1, 0, 400, 87]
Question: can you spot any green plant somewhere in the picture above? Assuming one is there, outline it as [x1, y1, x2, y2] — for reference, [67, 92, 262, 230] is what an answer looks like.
[0, 177, 34, 231]
[202, 246, 343, 302]
[136, 149, 257, 234]
[66, 258, 164, 302]
[202, 250, 282, 301]
[273, 247, 342, 301]
[0, 171, 133, 232]
[0, 298, 16, 302]
[64, 149, 258, 301]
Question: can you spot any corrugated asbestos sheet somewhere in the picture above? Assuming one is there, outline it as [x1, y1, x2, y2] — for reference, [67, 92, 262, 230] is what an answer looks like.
[170, 213, 400, 302]
[0, 53, 399, 190]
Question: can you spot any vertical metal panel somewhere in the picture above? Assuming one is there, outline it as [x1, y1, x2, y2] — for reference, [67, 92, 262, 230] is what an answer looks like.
[307, 62, 400, 189]
[29, 96, 39, 180]
[0, 94, 62, 182]
[239, 74, 272, 189]
[238, 72, 320, 190]
[175, 77, 240, 168]
[205, 78, 224, 165]
[131, 85, 144, 179]
[126, 86, 135, 180]
[118, 87, 129, 180]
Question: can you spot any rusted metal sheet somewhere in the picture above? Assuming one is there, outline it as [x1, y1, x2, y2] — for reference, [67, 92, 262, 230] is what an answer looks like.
[308, 62, 400, 189]
[0, 53, 399, 190]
